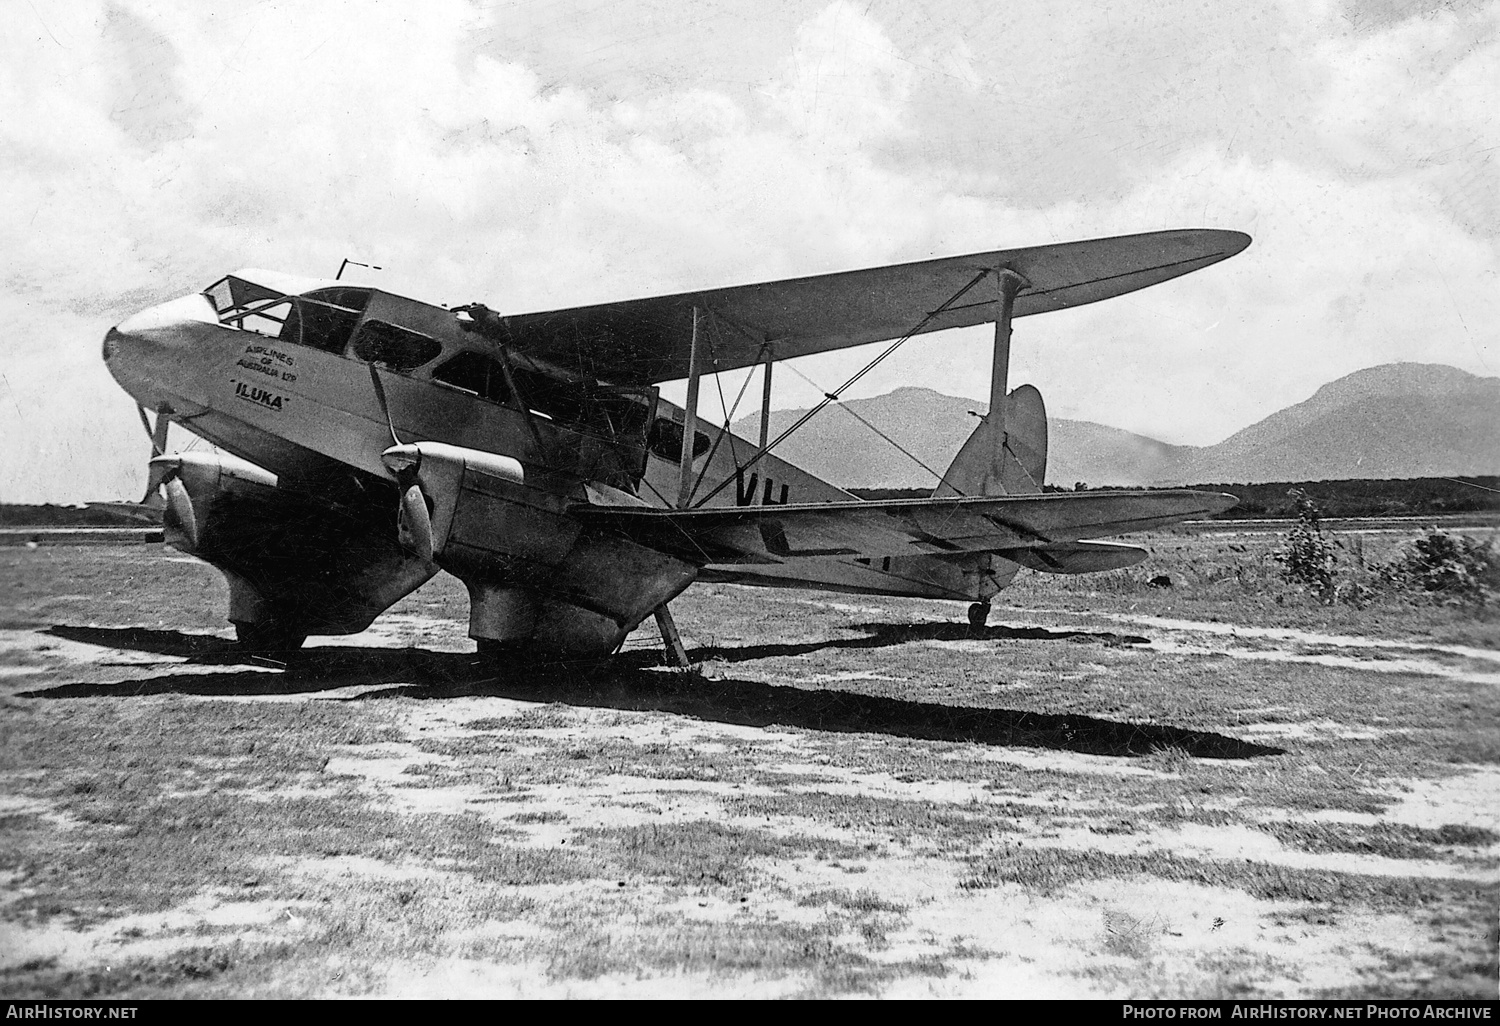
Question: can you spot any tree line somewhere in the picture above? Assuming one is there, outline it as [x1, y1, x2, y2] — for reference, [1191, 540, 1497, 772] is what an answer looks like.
[851, 477, 1500, 519]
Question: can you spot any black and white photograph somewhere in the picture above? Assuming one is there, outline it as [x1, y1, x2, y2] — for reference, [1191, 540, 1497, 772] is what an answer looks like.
[1, 0, 1496, 1001]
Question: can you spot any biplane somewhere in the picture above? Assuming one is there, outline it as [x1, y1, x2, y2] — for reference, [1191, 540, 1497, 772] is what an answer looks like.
[102, 228, 1249, 662]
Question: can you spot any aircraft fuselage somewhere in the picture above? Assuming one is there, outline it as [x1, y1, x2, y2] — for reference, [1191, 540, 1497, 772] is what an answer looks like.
[105, 270, 999, 655]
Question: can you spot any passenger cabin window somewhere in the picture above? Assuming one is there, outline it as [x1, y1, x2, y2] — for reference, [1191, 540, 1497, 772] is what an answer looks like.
[432, 351, 511, 404]
[510, 366, 581, 424]
[648, 417, 711, 463]
[511, 369, 653, 440]
[352, 320, 442, 371]
[432, 350, 655, 445]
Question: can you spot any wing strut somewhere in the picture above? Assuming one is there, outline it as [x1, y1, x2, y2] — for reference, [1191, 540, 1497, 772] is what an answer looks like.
[677, 306, 704, 508]
[659, 309, 706, 660]
[758, 348, 772, 452]
[988, 269, 1028, 451]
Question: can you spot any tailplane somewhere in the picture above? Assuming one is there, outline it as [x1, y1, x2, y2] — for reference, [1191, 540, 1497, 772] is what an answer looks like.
[933, 384, 1047, 498]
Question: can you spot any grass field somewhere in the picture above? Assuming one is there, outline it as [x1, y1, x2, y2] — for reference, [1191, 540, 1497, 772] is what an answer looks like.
[0, 521, 1496, 998]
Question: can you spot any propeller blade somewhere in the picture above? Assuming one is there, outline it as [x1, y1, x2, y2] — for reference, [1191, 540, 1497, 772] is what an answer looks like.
[372, 369, 430, 560]
[397, 480, 433, 562]
[139, 460, 172, 508]
[161, 476, 199, 549]
[137, 404, 174, 502]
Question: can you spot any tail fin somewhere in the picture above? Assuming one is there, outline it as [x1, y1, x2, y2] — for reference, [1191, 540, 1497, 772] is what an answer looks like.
[933, 384, 1047, 498]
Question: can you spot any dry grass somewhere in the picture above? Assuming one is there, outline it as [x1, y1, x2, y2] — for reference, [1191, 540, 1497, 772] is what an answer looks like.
[1, 523, 1496, 997]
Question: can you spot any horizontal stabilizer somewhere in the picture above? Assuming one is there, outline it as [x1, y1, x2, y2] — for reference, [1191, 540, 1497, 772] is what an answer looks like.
[573, 489, 1236, 566]
[994, 540, 1148, 574]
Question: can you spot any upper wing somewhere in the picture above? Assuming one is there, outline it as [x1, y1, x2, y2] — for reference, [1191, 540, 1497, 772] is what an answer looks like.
[473, 228, 1250, 385]
[571, 489, 1237, 565]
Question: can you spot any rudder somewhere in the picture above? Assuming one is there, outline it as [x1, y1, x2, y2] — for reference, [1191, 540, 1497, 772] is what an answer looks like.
[933, 384, 1047, 498]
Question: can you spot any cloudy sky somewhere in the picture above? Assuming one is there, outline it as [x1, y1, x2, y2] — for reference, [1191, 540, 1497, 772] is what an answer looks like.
[2, 0, 1495, 502]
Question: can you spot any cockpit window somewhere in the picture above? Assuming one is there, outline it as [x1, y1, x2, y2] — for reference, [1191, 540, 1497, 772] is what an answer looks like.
[295, 288, 371, 354]
[201, 277, 371, 355]
[206, 276, 282, 316]
[302, 287, 372, 312]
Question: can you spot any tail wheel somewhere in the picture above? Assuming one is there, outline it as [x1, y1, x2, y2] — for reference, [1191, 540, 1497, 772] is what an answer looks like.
[233, 620, 308, 654]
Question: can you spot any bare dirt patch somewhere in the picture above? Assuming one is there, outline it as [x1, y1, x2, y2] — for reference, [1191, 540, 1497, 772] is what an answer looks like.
[1, 540, 1496, 998]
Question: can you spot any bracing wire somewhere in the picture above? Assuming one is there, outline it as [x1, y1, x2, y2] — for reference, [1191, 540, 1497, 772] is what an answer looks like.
[637, 473, 675, 509]
[691, 268, 993, 508]
[1436, 477, 1500, 495]
[686, 321, 760, 504]
[778, 360, 960, 493]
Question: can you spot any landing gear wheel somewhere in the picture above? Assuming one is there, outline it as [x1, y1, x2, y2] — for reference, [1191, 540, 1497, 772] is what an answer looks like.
[475, 638, 526, 663]
[233, 621, 308, 655]
[966, 601, 991, 628]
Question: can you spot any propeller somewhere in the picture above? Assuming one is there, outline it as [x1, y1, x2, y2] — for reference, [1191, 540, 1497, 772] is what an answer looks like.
[134, 402, 201, 548]
[137, 403, 173, 505]
[379, 444, 434, 564]
[369, 364, 434, 563]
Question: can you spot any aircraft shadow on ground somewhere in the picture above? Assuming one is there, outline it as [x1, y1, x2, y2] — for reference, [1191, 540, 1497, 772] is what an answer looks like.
[47, 625, 244, 660]
[25, 624, 1281, 760]
[31, 625, 485, 697]
[689, 620, 1150, 663]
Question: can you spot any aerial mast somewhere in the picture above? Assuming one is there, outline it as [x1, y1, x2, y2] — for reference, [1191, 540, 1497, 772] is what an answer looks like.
[335, 258, 382, 280]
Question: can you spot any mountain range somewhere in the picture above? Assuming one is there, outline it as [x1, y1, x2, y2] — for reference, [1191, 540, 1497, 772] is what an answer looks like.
[729, 363, 1500, 488]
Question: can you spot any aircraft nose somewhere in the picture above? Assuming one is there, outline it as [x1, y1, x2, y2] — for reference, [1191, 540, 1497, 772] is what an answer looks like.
[102, 322, 153, 370]
[103, 292, 220, 405]
[107, 293, 220, 354]
[100, 323, 153, 364]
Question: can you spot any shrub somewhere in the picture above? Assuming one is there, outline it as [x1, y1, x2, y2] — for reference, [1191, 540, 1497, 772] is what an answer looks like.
[1334, 580, 1378, 609]
[1274, 490, 1339, 604]
[1379, 529, 1497, 606]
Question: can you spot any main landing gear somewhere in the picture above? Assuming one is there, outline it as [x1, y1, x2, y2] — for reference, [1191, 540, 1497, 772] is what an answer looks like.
[967, 601, 991, 628]
[233, 620, 308, 655]
[653, 605, 691, 668]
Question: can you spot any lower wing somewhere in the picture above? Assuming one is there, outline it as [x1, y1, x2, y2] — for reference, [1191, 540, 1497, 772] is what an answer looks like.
[571, 489, 1236, 567]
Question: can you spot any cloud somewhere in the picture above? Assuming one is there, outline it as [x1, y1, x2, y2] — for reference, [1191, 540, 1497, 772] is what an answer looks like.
[1314, 2, 1500, 239]
[764, 0, 915, 149]
[101, 3, 196, 149]
[0, 0, 1494, 500]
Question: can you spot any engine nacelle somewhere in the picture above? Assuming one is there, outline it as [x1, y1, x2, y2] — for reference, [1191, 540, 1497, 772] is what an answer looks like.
[382, 441, 696, 656]
[152, 450, 437, 643]
[381, 442, 528, 561]
[150, 451, 279, 553]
